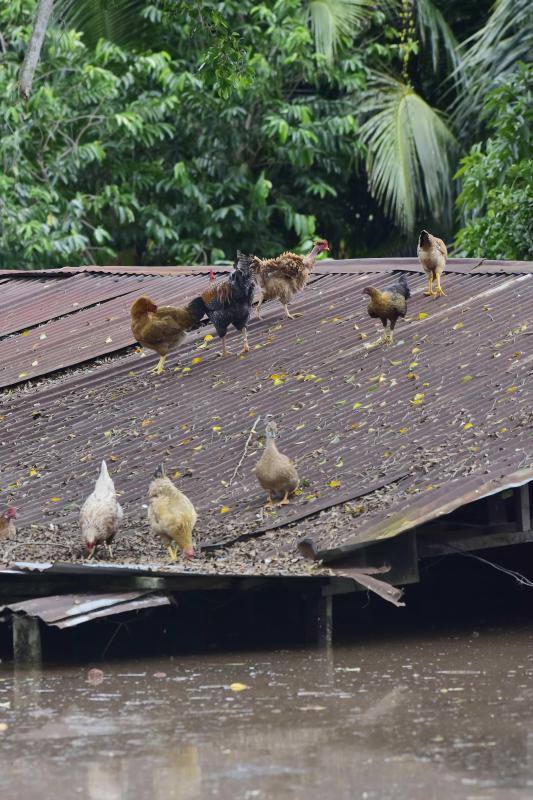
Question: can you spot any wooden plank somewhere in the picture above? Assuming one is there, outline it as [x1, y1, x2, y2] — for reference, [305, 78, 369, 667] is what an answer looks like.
[418, 529, 533, 557]
[12, 615, 42, 664]
[514, 485, 531, 532]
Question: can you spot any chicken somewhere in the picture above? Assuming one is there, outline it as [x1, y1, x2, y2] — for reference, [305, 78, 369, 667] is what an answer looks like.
[80, 460, 123, 558]
[250, 239, 329, 320]
[417, 229, 447, 297]
[0, 507, 16, 539]
[148, 463, 197, 561]
[255, 419, 299, 508]
[196, 251, 254, 357]
[363, 273, 410, 347]
[130, 295, 207, 374]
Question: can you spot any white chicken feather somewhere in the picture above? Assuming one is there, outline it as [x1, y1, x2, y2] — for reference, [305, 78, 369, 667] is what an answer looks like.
[80, 460, 123, 558]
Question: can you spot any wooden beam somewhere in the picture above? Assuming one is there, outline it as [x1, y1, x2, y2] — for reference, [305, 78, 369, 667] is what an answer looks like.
[305, 593, 333, 648]
[12, 615, 42, 664]
[514, 485, 531, 532]
[419, 528, 533, 557]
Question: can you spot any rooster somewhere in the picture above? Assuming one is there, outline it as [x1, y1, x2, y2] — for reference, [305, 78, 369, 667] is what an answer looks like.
[130, 296, 207, 374]
[417, 229, 447, 297]
[195, 251, 255, 357]
[80, 460, 123, 558]
[363, 273, 410, 347]
[148, 463, 197, 561]
[0, 507, 17, 539]
[250, 239, 329, 320]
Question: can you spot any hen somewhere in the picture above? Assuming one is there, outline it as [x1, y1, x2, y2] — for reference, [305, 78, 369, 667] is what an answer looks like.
[255, 419, 299, 508]
[250, 239, 329, 319]
[130, 295, 207, 374]
[417, 229, 447, 297]
[363, 273, 410, 347]
[80, 460, 123, 558]
[196, 250, 254, 357]
[0, 507, 17, 539]
[148, 463, 197, 561]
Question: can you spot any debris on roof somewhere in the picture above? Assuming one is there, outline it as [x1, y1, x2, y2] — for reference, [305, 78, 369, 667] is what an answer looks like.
[0, 259, 531, 577]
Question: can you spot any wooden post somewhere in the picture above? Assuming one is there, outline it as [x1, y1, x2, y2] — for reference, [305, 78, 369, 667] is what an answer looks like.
[12, 615, 42, 664]
[305, 593, 333, 648]
[514, 485, 531, 532]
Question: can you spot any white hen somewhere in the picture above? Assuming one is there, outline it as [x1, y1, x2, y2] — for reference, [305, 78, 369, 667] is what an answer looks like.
[80, 460, 123, 558]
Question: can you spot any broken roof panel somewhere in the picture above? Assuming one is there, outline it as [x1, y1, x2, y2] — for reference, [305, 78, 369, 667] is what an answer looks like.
[0, 259, 531, 572]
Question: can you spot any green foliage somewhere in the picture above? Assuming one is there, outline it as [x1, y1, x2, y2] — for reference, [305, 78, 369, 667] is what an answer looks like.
[454, 64, 532, 260]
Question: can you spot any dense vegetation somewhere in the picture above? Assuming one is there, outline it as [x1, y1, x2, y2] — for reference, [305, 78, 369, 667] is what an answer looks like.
[0, 0, 531, 268]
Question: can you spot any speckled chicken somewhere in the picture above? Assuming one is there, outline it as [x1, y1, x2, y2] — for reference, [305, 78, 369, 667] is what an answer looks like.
[148, 463, 197, 561]
[363, 273, 410, 347]
[255, 420, 299, 508]
[0, 507, 17, 539]
[250, 240, 329, 320]
[80, 460, 123, 558]
[417, 229, 447, 297]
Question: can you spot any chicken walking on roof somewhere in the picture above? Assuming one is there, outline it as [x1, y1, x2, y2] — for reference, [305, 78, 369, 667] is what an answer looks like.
[130, 295, 207, 375]
[148, 464, 197, 561]
[80, 460, 123, 559]
[417, 229, 447, 297]
[363, 273, 410, 348]
[195, 250, 255, 357]
[250, 239, 329, 320]
[255, 419, 299, 508]
[0, 507, 17, 540]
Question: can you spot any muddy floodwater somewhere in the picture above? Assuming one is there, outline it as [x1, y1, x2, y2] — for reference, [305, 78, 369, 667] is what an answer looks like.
[1, 625, 533, 800]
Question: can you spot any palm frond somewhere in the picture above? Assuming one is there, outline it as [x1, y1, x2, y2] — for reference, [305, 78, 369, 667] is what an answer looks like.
[415, 0, 461, 75]
[455, 0, 532, 125]
[307, 0, 373, 62]
[360, 74, 457, 232]
[53, 0, 150, 50]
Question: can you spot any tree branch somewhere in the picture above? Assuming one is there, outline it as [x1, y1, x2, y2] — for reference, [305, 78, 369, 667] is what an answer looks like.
[19, 0, 54, 100]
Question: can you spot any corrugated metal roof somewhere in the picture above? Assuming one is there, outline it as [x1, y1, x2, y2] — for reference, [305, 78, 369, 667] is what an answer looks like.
[1, 591, 170, 627]
[0, 260, 531, 570]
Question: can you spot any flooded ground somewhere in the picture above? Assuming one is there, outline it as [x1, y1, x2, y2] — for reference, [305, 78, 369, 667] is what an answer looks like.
[1, 623, 532, 800]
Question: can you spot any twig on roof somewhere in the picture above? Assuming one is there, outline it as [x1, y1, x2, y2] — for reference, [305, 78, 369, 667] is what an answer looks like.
[228, 415, 261, 487]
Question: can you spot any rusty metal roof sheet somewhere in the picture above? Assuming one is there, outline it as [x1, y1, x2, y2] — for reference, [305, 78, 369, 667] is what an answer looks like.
[0, 259, 531, 571]
[1, 591, 170, 627]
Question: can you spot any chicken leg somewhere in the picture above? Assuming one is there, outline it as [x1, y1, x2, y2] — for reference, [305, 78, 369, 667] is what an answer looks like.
[167, 543, 179, 562]
[283, 304, 302, 320]
[434, 274, 446, 297]
[264, 492, 274, 509]
[219, 337, 231, 357]
[277, 491, 290, 507]
[239, 328, 249, 356]
[424, 276, 434, 297]
[151, 354, 167, 375]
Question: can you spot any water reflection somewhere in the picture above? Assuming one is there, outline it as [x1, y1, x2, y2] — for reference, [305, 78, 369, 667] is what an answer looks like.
[1, 626, 533, 799]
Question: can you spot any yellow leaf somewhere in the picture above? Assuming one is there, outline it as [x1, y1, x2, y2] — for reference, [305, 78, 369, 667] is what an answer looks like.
[406, 372, 416, 380]
[212, 425, 222, 432]
[182, 367, 191, 373]
[109, 455, 118, 462]
[399, 427, 408, 434]
[295, 423, 305, 430]
[29, 468, 39, 477]
[230, 682, 248, 692]
[172, 470, 182, 478]
[410, 393, 425, 406]
[453, 322, 464, 331]
[203, 334, 214, 342]
[389, 359, 403, 366]
[191, 357, 202, 365]
[418, 312, 429, 320]
[0, 723, 8, 732]
[32, 360, 39, 367]
[103, 431, 112, 438]
[327, 480, 341, 488]
[21, 330, 29, 337]
[383, 451, 392, 457]
[39, 333, 47, 340]
[18, 372, 28, 379]
[506, 385, 517, 394]
[352, 402, 361, 409]
[411, 346, 420, 354]
[192, 444, 203, 451]
[463, 422, 473, 430]
[220, 506, 230, 514]
[462, 375, 473, 383]
[350, 423, 359, 430]
[358, 332, 368, 340]
[50, 497, 61, 503]
[409, 361, 418, 369]
[128, 370, 135, 377]
[141, 419, 153, 428]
